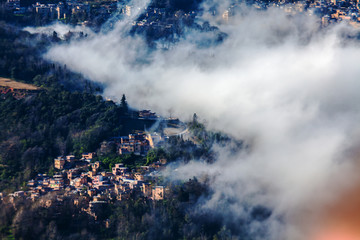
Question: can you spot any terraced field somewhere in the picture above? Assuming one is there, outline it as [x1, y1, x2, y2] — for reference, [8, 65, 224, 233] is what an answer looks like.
[0, 77, 39, 90]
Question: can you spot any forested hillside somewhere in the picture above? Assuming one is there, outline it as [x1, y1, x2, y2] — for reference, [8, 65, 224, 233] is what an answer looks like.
[0, 5, 248, 239]
[0, 21, 96, 91]
[0, 89, 130, 192]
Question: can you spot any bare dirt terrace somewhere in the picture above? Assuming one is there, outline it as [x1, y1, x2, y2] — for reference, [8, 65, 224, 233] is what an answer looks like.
[0, 77, 40, 90]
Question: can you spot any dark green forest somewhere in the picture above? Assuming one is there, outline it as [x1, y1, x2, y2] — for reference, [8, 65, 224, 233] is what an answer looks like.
[0, 21, 96, 91]
[0, 89, 131, 192]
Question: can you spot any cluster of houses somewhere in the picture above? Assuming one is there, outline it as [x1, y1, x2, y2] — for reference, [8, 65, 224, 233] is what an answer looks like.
[113, 132, 163, 155]
[53, 132, 162, 167]
[4, 0, 196, 35]
[115, 133, 151, 155]
[131, 7, 196, 35]
[4, 132, 168, 220]
[5, 0, 360, 30]
[5, 152, 168, 220]
[5, 0, 90, 18]
[99, 131, 164, 156]
[54, 152, 94, 170]
[218, 0, 360, 28]
[32, 1, 90, 19]
[277, 0, 360, 27]
[138, 110, 158, 119]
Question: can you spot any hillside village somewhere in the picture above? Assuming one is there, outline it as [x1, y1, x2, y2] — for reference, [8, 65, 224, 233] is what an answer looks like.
[6, 131, 169, 221]
[0, 79, 176, 222]
[1, 0, 360, 239]
[0, 73, 215, 239]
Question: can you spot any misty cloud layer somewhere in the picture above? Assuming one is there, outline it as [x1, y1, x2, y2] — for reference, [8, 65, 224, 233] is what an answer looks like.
[24, 23, 94, 39]
[40, 2, 360, 239]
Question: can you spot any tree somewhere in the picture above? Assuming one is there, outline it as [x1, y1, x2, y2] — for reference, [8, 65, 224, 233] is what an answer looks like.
[120, 94, 128, 113]
[192, 113, 198, 124]
[10, 67, 17, 79]
[52, 31, 60, 42]
[146, 148, 166, 165]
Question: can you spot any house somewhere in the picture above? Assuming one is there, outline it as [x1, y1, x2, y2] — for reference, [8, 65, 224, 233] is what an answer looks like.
[139, 110, 157, 119]
[119, 147, 131, 155]
[134, 172, 144, 181]
[27, 180, 36, 188]
[141, 183, 152, 197]
[92, 175, 105, 186]
[146, 133, 162, 148]
[54, 155, 76, 170]
[112, 165, 129, 176]
[82, 152, 96, 161]
[50, 176, 64, 190]
[88, 189, 97, 197]
[117, 190, 130, 201]
[67, 169, 80, 180]
[56, 2, 65, 19]
[114, 183, 130, 194]
[14, 191, 25, 198]
[70, 177, 87, 189]
[152, 186, 164, 200]
[88, 170, 97, 178]
[66, 155, 76, 162]
[91, 161, 100, 171]
[54, 157, 65, 170]
[30, 192, 40, 201]
[118, 133, 151, 155]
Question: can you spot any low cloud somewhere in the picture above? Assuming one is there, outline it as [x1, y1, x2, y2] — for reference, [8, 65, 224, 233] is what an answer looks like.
[24, 22, 94, 39]
[44, 2, 360, 239]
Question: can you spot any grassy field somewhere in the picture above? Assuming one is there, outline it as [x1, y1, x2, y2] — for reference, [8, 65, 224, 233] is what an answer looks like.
[0, 77, 39, 90]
